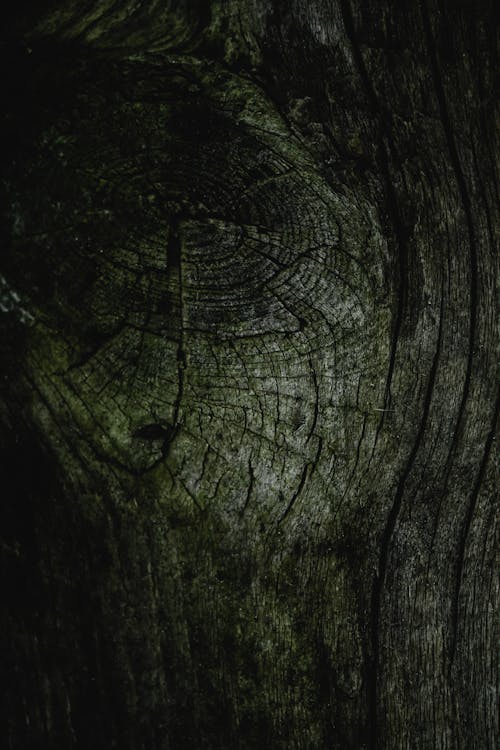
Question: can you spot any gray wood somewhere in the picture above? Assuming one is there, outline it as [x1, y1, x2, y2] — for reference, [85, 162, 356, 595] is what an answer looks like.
[1, 1, 498, 748]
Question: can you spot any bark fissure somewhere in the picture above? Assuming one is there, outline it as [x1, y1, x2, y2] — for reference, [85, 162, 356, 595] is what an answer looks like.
[449, 384, 500, 667]
[339, 0, 409, 438]
[369, 296, 444, 748]
[420, 0, 478, 462]
[163, 215, 186, 460]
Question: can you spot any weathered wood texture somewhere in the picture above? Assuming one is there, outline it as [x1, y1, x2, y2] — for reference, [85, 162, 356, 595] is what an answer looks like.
[1, 1, 498, 748]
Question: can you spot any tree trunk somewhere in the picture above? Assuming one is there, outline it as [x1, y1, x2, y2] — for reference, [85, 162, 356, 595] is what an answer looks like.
[1, 2, 498, 748]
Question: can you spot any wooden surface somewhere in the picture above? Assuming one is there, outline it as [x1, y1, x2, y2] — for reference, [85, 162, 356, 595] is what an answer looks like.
[1, 1, 498, 748]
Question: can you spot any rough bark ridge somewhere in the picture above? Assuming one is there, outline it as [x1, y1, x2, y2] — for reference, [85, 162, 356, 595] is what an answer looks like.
[1, 1, 498, 749]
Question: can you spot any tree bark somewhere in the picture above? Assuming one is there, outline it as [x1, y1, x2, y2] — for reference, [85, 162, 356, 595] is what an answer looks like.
[1, 2, 498, 748]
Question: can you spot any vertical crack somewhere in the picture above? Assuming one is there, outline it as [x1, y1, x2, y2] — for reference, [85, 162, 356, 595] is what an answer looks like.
[420, 0, 490, 676]
[162, 214, 186, 460]
[339, 0, 410, 448]
[368, 299, 443, 748]
[448, 384, 499, 667]
[306, 356, 319, 444]
[420, 0, 478, 466]
[338, 2, 422, 745]
[240, 458, 255, 517]
[278, 462, 309, 525]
